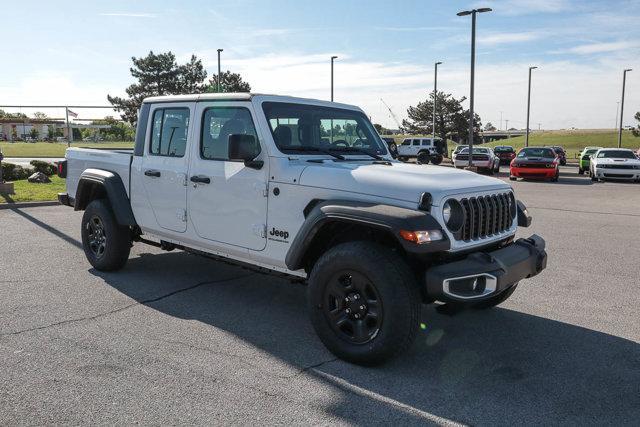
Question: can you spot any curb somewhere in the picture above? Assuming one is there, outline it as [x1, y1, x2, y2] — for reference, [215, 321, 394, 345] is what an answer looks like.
[0, 201, 60, 210]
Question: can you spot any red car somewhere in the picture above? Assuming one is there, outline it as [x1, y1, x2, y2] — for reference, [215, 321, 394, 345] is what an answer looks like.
[494, 145, 516, 165]
[510, 147, 559, 182]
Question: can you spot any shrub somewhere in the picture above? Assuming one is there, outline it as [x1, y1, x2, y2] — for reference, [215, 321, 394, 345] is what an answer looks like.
[1, 163, 34, 181]
[29, 160, 56, 176]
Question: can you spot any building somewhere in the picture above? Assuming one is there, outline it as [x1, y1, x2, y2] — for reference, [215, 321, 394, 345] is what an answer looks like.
[0, 118, 66, 141]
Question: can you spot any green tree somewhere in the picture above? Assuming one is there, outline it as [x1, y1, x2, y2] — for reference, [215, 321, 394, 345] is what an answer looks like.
[402, 91, 482, 143]
[633, 112, 640, 138]
[29, 128, 39, 140]
[206, 71, 251, 93]
[32, 111, 49, 120]
[108, 51, 208, 124]
[0, 109, 27, 119]
[484, 122, 496, 131]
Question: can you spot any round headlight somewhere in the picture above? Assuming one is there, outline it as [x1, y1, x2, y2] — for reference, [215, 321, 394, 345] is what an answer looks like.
[443, 199, 464, 232]
[443, 201, 452, 223]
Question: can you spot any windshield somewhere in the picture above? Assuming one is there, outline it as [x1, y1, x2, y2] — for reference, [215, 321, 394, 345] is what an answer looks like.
[262, 102, 386, 155]
[597, 150, 636, 159]
[517, 148, 556, 158]
[584, 149, 598, 155]
[494, 146, 514, 153]
[460, 147, 488, 154]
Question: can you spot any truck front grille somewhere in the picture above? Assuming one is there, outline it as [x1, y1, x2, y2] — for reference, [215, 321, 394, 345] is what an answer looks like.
[458, 193, 514, 241]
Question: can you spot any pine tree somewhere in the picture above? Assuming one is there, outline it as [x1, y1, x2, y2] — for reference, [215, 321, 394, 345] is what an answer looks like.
[206, 71, 251, 93]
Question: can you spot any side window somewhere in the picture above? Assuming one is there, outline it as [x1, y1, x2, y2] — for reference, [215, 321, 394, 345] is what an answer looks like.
[149, 108, 189, 157]
[201, 107, 259, 160]
[422, 140, 432, 146]
[401, 139, 411, 146]
[412, 140, 420, 146]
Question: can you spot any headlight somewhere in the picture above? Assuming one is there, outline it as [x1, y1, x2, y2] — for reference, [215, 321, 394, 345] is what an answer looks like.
[443, 201, 452, 223]
[442, 199, 464, 232]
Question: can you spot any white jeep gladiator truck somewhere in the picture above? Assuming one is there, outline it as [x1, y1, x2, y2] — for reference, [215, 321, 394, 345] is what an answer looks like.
[58, 93, 547, 365]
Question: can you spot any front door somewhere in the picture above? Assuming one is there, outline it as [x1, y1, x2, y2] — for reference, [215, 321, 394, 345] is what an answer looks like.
[188, 103, 268, 251]
[138, 104, 192, 233]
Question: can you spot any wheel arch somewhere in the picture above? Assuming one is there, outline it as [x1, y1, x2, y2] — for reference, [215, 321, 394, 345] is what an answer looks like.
[285, 200, 450, 272]
[74, 169, 137, 226]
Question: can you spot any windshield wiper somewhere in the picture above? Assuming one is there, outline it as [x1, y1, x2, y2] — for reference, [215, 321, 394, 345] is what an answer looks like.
[290, 146, 345, 160]
[331, 146, 383, 160]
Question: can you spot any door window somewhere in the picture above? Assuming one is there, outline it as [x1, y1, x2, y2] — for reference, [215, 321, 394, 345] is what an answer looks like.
[401, 139, 411, 146]
[201, 107, 259, 160]
[412, 140, 420, 146]
[149, 108, 189, 157]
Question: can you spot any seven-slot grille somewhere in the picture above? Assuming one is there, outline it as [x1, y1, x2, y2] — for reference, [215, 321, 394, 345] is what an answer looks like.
[458, 193, 514, 241]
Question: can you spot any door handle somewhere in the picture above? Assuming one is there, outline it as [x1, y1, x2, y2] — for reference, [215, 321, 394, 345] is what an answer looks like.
[144, 170, 161, 177]
[190, 175, 211, 184]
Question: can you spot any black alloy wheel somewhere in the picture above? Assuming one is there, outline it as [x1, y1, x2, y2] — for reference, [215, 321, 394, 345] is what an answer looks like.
[323, 270, 383, 344]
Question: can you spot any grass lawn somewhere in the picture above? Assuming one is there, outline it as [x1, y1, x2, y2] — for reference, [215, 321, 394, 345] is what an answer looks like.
[0, 141, 133, 157]
[1, 176, 66, 204]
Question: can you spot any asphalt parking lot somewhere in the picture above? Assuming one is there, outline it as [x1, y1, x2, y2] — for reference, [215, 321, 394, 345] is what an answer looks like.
[1, 165, 639, 425]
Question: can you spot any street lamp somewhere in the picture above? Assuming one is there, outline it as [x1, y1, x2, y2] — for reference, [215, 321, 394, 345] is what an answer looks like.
[457, 7, 492, 168]
[525, 66, 538, 147]
[433, 61, 442, 139]
[217, 49, 224, 93]
[331, 56, 338, 102]
[618, 68, 632, 148]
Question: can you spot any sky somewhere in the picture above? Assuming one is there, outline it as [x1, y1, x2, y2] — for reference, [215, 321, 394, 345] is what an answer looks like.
[1, 0, 639, 130]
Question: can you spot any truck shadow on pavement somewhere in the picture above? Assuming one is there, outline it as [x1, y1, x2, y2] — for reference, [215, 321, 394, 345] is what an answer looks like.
[93, 251, 640, 425]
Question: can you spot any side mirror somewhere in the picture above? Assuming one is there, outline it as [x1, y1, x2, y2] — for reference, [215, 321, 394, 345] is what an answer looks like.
[228, 134, 263, 169]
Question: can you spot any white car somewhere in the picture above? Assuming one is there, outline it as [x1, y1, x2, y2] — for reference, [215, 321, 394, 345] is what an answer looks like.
[57, 93, 546, 365]
[453, 146, 500, 174]
[590, 148, 640, 182]
[397, 137, 444, 164]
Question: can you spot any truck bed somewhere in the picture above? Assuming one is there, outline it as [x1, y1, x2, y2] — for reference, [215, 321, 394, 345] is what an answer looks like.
[65, 147, 133, 199]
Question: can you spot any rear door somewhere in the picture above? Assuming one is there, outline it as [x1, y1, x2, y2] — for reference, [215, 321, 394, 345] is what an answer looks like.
[187, 102, 268, 251]
[136, 103, 193, 233]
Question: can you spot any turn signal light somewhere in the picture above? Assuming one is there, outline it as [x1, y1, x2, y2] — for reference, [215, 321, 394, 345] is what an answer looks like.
[399, 229, 444, 244]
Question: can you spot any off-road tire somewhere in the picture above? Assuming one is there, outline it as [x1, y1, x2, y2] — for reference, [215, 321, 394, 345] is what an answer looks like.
[308, 242, 421, 366]
[417, 151, 430, 165]
[81, 199, 131, 271]
[473, 283, 518, 309]
[430, 154, 443, 165]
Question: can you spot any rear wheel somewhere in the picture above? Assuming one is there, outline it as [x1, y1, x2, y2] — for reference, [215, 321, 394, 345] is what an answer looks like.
[430, 154, 443, 165]
[81, 199, 131, 271]
[308, 242, 420, 366]
[417, 151, 430, 165]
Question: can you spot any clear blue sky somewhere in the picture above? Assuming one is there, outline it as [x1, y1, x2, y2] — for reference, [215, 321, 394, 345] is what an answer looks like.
[1, 0, 639, 130]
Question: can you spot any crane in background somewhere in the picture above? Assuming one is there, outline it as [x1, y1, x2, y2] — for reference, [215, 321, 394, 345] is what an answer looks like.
[380, 98, 402, 131]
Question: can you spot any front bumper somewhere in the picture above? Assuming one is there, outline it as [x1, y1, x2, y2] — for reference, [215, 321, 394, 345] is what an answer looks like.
[593, 169, 640, 180]
[425, 234, 547, 302]
[510, 167, 556, 178]
[58, 192, 74, 207]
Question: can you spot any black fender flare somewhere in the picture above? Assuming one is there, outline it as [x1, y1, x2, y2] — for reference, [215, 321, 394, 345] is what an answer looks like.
[285, 200, 450, 271]
[74, 169, 137, 226]
[517, 200, 532, 227]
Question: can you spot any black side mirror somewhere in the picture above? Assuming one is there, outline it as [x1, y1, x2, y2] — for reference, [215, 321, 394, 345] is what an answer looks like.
[228, 134, 263, 169]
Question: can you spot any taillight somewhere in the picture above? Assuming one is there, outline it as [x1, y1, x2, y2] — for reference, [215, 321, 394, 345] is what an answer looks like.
[57, 160, 67, 178]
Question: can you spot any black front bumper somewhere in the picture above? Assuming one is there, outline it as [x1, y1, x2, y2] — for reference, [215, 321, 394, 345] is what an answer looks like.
[425, 234, 547, 302]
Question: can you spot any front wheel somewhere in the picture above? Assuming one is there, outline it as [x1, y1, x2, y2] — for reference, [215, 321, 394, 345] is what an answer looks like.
[430, 154, 443, 165]
[81, 199, 131, 271]
[417, 151, 430, 165]
[473, 284, 518, 309]
[308, 242, 420, 366]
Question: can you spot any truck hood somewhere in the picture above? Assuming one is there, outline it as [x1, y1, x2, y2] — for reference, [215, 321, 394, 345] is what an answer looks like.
[298, 160, 510, 206]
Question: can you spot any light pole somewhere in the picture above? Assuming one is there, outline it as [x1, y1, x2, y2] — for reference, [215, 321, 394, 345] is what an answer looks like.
[525, 66, 538, 147]
[500, 111, 503, 130]
[618, 69, 632, 148]
[614, 101, 620, 131]
[331, 56, 338, 102]
[217, 49, 223, 93]
[433, 61, 442, 139]
[457, 7, 492, 168]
